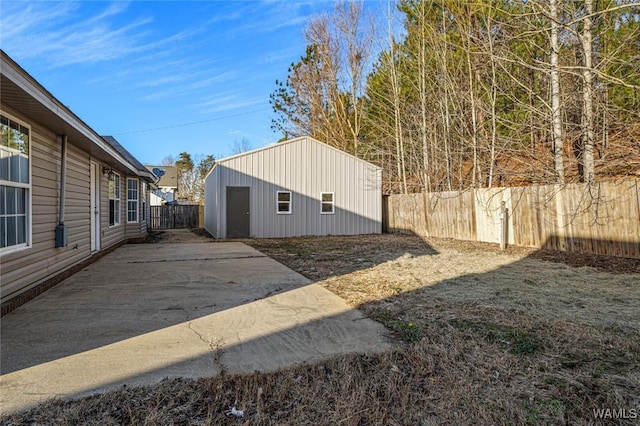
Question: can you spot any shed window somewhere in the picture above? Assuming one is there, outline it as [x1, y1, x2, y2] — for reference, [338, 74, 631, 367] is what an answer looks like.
[277, 191, 291, 214]
[127, 178, 138, 223]
[109, 173, 120, 226]
[0, 113, 31, 252]
[321, 192, 334, 214]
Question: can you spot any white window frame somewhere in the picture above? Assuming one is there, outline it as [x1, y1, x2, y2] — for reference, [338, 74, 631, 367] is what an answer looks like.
[321, 192, 335, 214]
[276, 191, 292, 214]
[109, 172, 121, 227]
[127, 178, 139, 223]
[0, 112, 32, 253]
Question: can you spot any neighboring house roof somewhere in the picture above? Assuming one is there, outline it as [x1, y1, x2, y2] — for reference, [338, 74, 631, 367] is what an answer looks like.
[0, 49, 154, 183]
[145, 165, 178, 189]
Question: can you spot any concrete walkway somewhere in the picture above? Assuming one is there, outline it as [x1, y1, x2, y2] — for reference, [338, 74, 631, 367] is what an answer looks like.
[0, 242, 392, 414]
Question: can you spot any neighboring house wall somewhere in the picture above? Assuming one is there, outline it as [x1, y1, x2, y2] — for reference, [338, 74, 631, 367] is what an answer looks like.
[204, 136, 382, 238]
[149, 188, 176, 205]
[150, 192, 164, 206]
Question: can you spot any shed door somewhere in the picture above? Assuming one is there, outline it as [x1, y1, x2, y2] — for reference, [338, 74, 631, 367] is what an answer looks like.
[226, 186, 250, 238]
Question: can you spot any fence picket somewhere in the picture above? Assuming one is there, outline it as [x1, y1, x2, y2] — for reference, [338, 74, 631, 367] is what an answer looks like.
[385, 179, 640, 259]
[150, 205, 200, 229]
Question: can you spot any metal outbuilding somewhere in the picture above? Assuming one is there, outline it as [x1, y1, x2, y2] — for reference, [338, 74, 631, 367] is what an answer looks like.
[204, 136, 382, 238]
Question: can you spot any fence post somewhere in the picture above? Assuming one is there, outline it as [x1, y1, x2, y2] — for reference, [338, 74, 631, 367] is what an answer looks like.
[500, 201, 508, 250]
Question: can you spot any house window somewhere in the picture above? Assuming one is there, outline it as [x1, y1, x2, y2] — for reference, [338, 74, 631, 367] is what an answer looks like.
[0, 113, 30, 251]
[321, 192, 335, 214]
[277, 191, 291, 214]
[109, 173, 120, 226]
[127, 178, 138, 223]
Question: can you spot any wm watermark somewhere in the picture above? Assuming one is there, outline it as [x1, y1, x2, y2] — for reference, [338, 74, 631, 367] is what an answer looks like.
[593, 408, 637, 420]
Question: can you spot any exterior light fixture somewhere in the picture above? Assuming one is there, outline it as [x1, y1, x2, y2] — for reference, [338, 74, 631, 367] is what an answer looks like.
[102, 166, 114, 179]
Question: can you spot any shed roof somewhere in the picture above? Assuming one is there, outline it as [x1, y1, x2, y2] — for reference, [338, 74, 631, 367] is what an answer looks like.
[210, 136, 381, 176]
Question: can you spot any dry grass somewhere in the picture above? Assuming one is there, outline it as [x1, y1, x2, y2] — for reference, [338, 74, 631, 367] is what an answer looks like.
[3, 233, 639, 425]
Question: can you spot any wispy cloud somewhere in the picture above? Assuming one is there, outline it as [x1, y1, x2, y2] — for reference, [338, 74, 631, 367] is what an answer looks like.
[139, 70, 240, 102]
[0, 2, 80, 41]
[216, 0, 319, 40]
[1, 1, 159, 66]
[191, 93, 265, 114]
[3, 0, 320, 155]
[258, 46, 301, 65]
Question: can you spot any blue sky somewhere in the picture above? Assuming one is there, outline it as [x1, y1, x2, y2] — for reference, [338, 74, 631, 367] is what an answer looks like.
[1, 0, 367, 165]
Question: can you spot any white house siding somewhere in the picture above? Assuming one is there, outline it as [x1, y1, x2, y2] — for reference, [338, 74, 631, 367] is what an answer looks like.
[204, 137, 382, 238]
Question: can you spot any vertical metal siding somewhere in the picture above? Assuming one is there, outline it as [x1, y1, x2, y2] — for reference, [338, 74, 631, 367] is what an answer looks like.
[204, 165, 221, 237]
[204, 137, 381, 239]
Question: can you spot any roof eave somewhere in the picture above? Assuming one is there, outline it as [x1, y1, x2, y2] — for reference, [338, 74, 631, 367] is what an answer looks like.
[1, 50, 145, 177]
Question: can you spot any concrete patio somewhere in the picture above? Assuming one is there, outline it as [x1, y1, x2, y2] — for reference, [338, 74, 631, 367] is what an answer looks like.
[0, 241, 392, 414]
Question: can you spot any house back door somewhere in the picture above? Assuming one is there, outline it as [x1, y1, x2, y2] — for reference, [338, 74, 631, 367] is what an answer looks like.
[226, 186, 250, 238]
[90, 162, 101, 251]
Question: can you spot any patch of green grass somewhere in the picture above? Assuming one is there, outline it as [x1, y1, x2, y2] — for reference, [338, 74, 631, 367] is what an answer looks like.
[544, 377, 566, 388]
[523, 398, 567, 425]
[373, 310, 421, 342]
[373, 309, 393, 323]
[387, 320, 421, 342]
[451, 320, 541, 355]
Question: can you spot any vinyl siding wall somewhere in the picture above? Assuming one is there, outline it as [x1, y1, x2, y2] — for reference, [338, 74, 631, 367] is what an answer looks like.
[205, 137, 382, 238]
[0, 105, 147, 303]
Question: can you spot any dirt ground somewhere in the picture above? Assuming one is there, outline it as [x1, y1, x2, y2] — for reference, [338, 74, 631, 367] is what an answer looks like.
[144, 228, 214, 244]
[245, 233, 640, 330]
[3, 229, 639, 425]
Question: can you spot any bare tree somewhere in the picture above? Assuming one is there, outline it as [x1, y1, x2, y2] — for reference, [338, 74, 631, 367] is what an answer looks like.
[334, 1, 374, 157]
[230, 138, 252, 155]
[550, 0, 566, 184]
[579, 0, 595, 182]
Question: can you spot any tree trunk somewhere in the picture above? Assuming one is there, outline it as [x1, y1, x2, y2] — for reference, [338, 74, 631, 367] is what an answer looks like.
[441, 6, 453, 191]
[550, 0, 565, 184]
[487, 13, 498, 188]
[581, 0, 595, 182]
[418, 1, 431, 192]
[464, 10, 480, 188]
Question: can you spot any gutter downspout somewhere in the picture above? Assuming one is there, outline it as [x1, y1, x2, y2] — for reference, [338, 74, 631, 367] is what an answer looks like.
[55, 135, 68, 247]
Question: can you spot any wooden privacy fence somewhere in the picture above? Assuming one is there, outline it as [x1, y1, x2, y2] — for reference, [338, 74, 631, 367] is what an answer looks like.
[384, 179, 640, 258]
[150, 205, 201, 229]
